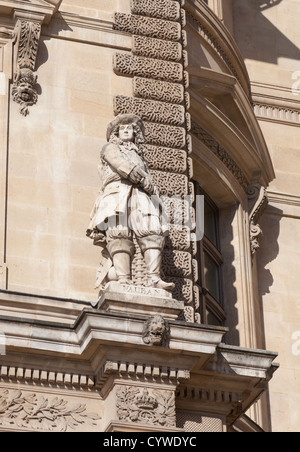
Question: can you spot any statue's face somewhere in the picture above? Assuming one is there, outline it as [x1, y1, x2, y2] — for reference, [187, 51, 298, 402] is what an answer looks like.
[119, 123, 134, 142]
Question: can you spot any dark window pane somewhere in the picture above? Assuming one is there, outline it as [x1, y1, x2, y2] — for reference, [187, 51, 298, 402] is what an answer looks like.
[204, 252, 220, 303]
[204, 201, 217, 246]
[206, 309, 222, 327]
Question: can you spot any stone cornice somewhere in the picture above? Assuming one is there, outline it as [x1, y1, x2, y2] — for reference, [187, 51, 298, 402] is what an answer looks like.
[0, 0, 62, 24]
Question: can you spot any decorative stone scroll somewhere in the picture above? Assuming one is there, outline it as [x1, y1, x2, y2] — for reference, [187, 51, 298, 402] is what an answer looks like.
[247, 184, 268, 255]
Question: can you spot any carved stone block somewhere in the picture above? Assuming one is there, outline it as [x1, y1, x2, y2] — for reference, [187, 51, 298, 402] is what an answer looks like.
[114, 13, 181, 42]
[133, 77, 185, 104]
[144, 122, 186, 148]
[144, 145, 187, 173]
[165, 276, 194, 304]
[114, 94, 186, 126]
[116, 385, 176, 428]
[162, 249, 192, 278]
[97, 282, 184, 320]
[0, 388, 101, 432]
[131, 0, 181, 22]
[150, 169, 188, 196]
[165, 225, 191, 251]
[132, 35, 182, 62]
[113, 53, 183, 83]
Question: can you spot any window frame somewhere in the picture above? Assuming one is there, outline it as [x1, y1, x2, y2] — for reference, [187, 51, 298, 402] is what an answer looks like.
[194, 183, 226, 326]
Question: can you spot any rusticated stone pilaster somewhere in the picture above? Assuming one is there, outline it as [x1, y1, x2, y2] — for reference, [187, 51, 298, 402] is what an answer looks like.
[113, 0, 198, 320]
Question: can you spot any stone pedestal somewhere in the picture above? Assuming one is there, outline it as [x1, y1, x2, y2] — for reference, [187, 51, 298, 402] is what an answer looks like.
[96, 282, 184, 320]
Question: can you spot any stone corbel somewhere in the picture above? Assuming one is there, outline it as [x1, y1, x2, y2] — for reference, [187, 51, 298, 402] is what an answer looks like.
[11, 12, 44, 116]
[247, 184, 268, 255]
[2, 1, 63, 115]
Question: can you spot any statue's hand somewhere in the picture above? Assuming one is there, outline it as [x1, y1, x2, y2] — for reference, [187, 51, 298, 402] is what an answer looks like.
[140, 176, 155, 195]
[128, 166, 145, 184]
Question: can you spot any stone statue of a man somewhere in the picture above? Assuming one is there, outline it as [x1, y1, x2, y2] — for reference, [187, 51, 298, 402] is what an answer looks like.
[87, 114, 174, 292]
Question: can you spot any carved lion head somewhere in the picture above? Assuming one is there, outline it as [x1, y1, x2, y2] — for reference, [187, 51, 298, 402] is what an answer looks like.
[142, 315, 170, 346]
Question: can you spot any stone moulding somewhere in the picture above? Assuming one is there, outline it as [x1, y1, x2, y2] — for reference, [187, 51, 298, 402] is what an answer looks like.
[253, 101, 300, 126]
[96, 359, 190, 389]
[191, 120, 249, 191]
[0, 364, 95, 389]
[183, 0, 251, 98]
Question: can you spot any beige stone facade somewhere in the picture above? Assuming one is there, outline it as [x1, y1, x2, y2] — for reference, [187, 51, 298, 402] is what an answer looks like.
[0, 0, 298, 432]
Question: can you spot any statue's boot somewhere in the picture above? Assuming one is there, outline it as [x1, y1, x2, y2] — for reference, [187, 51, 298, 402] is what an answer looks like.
[138, 235, 175, 292]
[106, 238, 135, 284]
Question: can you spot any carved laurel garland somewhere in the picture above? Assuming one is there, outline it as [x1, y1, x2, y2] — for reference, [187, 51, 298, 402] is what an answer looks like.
[116, 385, 176, 427]
[0, 389, 100, 432]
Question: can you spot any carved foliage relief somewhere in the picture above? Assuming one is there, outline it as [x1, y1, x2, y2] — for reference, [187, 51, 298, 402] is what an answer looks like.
[0, 389, 100, 432]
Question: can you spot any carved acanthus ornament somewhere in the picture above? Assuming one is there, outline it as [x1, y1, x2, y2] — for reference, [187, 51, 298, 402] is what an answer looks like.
[247, 184, 268, 255]
[12, 18, 41, 116]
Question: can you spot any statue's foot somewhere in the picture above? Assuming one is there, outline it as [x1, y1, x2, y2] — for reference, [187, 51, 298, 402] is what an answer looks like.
[117, 278, 133, 286]
[149, 277, 175, 292]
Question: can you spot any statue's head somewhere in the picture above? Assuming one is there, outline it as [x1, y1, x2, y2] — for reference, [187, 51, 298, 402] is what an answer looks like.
[106, 114, 145, 146]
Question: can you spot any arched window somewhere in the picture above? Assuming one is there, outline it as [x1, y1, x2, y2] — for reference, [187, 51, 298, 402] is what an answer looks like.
[194, 182, 226, 326]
